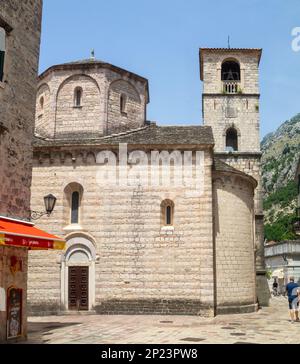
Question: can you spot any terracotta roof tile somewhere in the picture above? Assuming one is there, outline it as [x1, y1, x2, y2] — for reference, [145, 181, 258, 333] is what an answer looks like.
[34, 124, 215, 147]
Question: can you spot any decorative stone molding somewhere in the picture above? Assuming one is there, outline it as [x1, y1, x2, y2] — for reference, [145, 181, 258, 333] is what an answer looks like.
[60, 235, 97, 311]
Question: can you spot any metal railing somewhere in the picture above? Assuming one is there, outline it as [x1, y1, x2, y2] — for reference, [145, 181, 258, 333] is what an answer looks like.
[223, 81, 240, 94]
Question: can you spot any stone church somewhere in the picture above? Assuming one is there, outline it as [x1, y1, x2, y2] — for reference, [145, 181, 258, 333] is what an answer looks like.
[28, 48, 269, 316]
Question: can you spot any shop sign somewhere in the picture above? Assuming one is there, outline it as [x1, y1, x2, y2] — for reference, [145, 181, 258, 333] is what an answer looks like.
[6, 287, 22, 339]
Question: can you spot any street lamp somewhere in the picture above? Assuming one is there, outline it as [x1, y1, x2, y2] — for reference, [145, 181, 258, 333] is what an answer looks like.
[44, 194, 57, 215]
[30, 194, 57, 221]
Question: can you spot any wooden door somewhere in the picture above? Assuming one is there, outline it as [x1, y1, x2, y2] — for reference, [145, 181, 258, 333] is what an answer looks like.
[68, 266, 89, 311]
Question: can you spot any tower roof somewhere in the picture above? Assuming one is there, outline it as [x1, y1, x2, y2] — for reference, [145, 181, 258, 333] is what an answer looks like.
[213, 158, 258, 188]
[199, 47, 262, 81]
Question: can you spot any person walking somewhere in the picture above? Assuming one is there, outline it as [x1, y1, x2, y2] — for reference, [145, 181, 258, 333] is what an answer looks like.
[286, 277, 299, 323]
[272, 278, 278, 296]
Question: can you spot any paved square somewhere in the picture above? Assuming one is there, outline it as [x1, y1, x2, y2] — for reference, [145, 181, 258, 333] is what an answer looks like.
[25, 298, 299, 344]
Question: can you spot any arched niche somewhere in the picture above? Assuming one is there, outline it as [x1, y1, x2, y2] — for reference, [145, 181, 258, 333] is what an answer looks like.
[35, 83, 51, 136]
[63, 182, 84, 228]
[107, 79, 144, 134]
[55, 74, 101, 136]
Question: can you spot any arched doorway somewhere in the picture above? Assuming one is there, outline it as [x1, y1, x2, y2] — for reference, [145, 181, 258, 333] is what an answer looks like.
[61, 236, 96, 311]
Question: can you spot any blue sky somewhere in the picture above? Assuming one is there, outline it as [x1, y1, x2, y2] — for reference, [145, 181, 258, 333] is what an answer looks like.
[40, 0, 300, 138]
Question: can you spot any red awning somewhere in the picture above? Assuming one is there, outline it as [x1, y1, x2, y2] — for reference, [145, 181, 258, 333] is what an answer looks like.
[0, 216, 65, 250]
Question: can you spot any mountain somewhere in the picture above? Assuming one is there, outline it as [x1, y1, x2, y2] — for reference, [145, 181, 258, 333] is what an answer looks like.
[261, 113, 300, 241]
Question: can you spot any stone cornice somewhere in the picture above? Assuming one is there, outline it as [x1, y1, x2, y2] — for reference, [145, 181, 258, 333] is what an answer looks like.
[202, 93, 260, 98]
[33, 146, 214, 167]
[215, 151, 262, 158]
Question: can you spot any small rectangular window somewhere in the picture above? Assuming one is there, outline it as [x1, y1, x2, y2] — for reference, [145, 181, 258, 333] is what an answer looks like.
[166, 206, 172, 225]
[0, 52, 4, 82]
[71, 191, 80, 224]
[161, 200, 174, 226]
[120, 94, 127, 115]
[74, 87, 82, 107]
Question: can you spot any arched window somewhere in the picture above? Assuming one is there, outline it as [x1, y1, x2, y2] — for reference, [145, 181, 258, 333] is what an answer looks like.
[161, 200, 174, 226]
[226, 127, 238, 152]
[221, 60, 241, 81]
[74, 87, 82, 107]
[120, 94, 127, 114]
[71, 191, 80, 224]
[0, 27, 6, 82]
[64, 183, 84, 227]
[166, 205, 172, 225]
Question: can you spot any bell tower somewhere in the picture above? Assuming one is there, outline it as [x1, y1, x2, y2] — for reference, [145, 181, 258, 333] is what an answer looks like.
[200, 47, 270, 306]
[200, 48, 261, 153]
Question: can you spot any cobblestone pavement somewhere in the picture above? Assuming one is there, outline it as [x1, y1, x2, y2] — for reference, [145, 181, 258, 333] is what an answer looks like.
[25, 297, 300, 344]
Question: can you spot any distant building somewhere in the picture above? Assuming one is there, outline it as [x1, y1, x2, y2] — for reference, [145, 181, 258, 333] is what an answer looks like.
[265, 158, 300, 292]
[295, 157, 300, 235]
[265, 240, 300, 293]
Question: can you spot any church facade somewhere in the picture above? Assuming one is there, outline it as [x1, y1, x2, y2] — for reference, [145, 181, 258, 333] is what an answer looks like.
[28, 48, 268, 316]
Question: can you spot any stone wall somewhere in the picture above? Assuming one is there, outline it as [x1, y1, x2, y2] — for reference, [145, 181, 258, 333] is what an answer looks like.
[36, 83, 51, 137]
[107, 79, 145, 134]
[0, 0, 42, 342]
[216, 155, 262, 212]
[35, 66, 148, 139]
[27, 249, 61, 314]
[216, 154, 270, 305]
[28, 147, 215, 316]
[213, 172, 257, 313]
[203, 95, 260, 152]
[56, 74, 101, 137]
[0, 0, 42, 220]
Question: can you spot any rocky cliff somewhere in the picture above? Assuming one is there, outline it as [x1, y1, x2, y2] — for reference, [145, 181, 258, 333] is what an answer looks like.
[261, 113, 300, 241]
